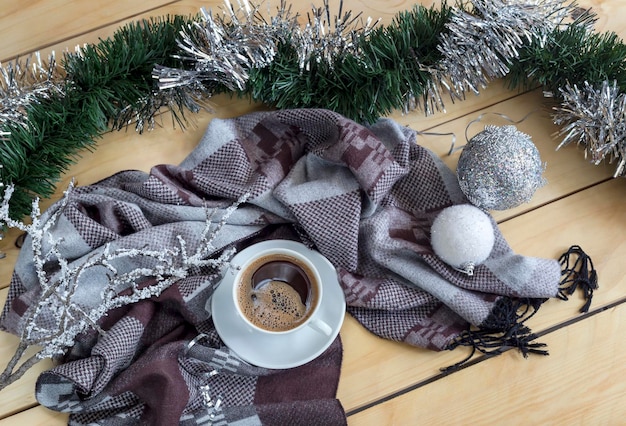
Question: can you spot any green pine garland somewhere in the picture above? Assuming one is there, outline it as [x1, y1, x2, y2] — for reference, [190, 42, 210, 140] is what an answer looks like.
[1, 16, 195, 219]
[0, 4, 445, 220]
[2, 1, 626, 221]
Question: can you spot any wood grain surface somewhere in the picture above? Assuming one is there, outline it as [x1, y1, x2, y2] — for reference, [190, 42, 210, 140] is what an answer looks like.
[1, 0, 624, 424]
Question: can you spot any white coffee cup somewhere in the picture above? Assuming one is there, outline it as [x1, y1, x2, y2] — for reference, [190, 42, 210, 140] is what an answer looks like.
[230, 247, 332, 337]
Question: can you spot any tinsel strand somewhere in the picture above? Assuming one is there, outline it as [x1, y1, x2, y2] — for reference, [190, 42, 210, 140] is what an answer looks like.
[154, 0, 288, 94]
[554, 80, 626, 177]
[294, 0, 378, 70]
[0, 52, 65, 134]
[153, 0, 378, 96]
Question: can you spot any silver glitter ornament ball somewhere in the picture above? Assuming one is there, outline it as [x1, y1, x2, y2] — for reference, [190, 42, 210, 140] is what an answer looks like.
[457, 125, 546, 210]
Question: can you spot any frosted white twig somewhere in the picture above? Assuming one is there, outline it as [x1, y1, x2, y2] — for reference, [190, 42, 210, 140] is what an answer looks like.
[0, 184, 249, 390]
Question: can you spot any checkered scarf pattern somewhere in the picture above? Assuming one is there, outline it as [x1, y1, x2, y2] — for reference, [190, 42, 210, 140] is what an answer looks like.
[1, 109, 560, 424]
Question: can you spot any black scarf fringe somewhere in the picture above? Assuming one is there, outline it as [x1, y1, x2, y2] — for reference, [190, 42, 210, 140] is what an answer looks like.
[442, 297, 547, 373]
[443, 245, 597, 373]
[558, 245, 598, 313]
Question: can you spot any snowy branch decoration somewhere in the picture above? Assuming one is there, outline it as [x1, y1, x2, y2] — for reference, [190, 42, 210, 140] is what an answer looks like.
[0, 183, 247, 390]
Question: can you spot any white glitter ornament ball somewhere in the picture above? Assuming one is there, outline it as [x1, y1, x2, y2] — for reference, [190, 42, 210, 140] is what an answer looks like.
[457, 125, 546, 210]
[430, 204, 495, 276]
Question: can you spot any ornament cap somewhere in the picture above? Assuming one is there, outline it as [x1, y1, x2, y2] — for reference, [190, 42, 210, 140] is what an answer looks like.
[456, 261, 476, 276]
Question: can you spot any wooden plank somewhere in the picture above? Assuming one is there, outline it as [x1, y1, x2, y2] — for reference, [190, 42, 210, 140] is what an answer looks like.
[500, 178, 626, 330]
[0, 0, 179, 62]
[0, 0, 625, 423]
[5, 0, 423, 60]
[581, 0, 626, 36]
[3, 132, 623, 423]
[347, 300, 626, 425]
[0, 288, 56, 418]
[0, 230, 19, 283]
[3, 10, 626, 418]
[0, 405, 67, 424]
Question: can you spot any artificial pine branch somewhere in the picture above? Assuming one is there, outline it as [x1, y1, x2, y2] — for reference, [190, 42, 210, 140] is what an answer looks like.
[508, 9, 626, 95]
[0, 91, 104, 219]
[64, 15, 196, 131]
[245, 3, 453, 123]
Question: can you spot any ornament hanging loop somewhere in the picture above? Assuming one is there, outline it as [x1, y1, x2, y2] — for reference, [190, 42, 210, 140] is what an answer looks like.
[448, 109, 540, 155]
[416, 130, 457, 155]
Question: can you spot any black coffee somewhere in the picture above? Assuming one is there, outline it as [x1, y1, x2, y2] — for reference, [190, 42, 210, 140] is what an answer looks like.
[236, 253, 319, 332]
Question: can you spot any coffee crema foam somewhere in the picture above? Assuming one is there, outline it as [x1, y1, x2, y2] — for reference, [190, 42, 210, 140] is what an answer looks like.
[236, 254, 318, 332]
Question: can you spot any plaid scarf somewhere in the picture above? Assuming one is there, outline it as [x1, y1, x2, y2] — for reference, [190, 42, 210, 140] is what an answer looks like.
[1, 109, 561, 424]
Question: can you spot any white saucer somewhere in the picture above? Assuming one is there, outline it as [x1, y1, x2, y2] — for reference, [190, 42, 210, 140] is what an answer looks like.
[210, 240, 346, 369]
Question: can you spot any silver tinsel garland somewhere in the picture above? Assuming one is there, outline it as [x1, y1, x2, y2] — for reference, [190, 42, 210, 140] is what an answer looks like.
[4, 0, 578, 124]
[422, 0, 573, 114]
[554, 80, 626, 177]
[156, 2, 282, 94]
[293, 0, 377, 70]
[154, 0, 572, 118]
[0, 0, 604, 134]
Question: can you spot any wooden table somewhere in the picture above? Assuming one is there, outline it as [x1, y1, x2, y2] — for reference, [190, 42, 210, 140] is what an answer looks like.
[1, 0, 625, 424]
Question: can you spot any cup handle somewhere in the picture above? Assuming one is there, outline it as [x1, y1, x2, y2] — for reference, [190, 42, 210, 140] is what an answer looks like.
[308, 318, 333, 336]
